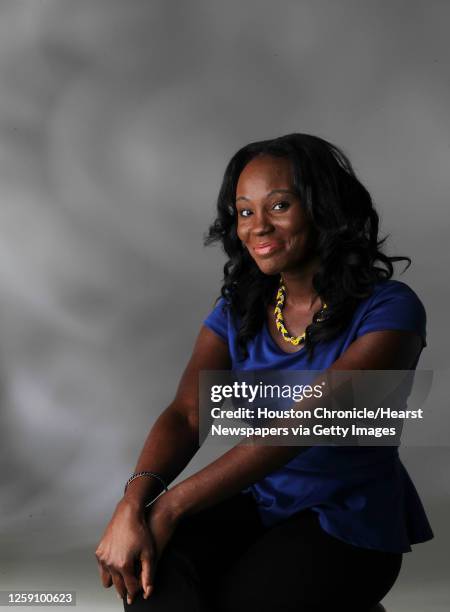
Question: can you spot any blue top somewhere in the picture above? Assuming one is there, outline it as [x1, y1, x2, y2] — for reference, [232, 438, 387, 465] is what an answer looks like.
[203, 280, 434, 552]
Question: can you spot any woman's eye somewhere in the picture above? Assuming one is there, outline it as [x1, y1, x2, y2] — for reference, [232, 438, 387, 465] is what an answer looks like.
[273, 201, 289, 210]
[237, 202, 289, 217]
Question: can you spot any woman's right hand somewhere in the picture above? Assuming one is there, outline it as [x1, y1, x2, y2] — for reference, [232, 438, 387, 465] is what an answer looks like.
[95, 498, 155, 604]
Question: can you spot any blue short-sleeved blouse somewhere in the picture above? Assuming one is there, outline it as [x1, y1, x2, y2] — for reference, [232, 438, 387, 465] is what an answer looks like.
[203, 280, 434, 552]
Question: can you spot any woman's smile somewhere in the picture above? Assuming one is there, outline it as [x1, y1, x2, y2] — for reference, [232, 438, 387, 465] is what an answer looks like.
[252, 240, 284, 256]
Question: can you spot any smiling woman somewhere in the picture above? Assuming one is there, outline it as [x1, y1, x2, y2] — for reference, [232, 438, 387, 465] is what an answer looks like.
[205, 134, 408, 360]
[95, 133, 433, 612]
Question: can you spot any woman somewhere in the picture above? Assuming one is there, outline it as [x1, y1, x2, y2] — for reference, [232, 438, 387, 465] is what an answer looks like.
[95, 134, 433, 612]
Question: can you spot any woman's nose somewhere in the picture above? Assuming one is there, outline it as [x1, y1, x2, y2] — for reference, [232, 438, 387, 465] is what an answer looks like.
[251, 212, 274, 235]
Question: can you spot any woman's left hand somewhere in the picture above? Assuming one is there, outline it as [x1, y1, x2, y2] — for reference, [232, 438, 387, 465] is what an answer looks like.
[143, 491, 183, 598]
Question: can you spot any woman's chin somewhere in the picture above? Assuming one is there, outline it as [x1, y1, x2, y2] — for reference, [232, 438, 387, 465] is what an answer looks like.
[254, 260, 284, 277]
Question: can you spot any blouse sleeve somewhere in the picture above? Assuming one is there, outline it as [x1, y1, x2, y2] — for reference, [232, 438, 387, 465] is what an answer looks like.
[355, 281, 427, 347]
[203, 297, 230, 343]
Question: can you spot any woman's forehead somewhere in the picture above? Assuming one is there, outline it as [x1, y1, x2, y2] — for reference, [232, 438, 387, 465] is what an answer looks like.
[236, 156, 295, 200]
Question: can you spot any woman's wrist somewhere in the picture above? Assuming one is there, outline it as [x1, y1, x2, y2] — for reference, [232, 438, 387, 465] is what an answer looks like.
[117, 495, 147, 517]
[122, 473, 166, 511]
[150, 484, 186, 523]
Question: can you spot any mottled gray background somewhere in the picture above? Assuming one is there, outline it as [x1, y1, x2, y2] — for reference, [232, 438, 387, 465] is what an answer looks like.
[0, 1, 449, 610]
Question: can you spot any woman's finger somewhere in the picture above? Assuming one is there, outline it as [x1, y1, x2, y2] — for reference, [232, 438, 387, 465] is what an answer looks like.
[119, 562, 142, 605]
[140, 551, 154, 599]
[110, 570, 128, 601]
[96, 560, 113, 588]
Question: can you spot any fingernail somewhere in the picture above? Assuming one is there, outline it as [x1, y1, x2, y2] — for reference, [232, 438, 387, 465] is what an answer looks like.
[127, 595, 132, 605]
[144, 586, 151, 598]
[116, 594, 122, 600]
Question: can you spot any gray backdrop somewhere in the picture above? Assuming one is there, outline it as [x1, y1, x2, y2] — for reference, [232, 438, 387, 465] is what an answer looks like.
[0, 1, 449, 610]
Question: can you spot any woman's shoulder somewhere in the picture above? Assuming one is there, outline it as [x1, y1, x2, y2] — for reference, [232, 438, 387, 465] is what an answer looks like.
[202, 295, 232, 343]
[364, 279, 426, 318]
[369, 279, 424, 301]
[353, 279, 427, 345]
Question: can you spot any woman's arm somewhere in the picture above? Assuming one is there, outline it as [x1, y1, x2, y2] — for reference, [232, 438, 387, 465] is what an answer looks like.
[95, 325, 231, 602]
[155, 329, 423, 520]
[121, 325, 232, 511]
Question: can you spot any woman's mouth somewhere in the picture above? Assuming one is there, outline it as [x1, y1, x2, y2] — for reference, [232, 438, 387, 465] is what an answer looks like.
[252, 241, 284, 256]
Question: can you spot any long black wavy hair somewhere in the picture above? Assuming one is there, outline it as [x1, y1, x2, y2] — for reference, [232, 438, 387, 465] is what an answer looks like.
[204, 133, 410, 361]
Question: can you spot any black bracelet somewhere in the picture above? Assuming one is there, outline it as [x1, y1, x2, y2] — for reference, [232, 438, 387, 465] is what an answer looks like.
[124, 471, 169, 497]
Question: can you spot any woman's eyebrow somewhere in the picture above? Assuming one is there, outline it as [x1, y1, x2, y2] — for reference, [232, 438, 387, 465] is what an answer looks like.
[235, 189, 295, 203]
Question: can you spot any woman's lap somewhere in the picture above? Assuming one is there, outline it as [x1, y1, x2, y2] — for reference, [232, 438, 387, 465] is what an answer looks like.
[214, 508, 402, 611]
[124, 493, 402, 612]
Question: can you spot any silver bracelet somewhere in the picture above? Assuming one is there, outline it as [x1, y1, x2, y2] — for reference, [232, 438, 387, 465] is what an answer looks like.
[124, 471, 169, 499]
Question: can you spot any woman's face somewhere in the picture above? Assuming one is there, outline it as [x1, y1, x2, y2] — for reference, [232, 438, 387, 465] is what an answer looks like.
[235, 155, 317, 276]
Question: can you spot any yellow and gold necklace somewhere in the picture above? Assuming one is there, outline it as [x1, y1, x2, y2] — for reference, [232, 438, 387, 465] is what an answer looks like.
[274, 279, 328, 346]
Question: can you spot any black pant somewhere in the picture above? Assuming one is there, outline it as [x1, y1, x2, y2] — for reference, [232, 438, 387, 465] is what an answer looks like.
[123, 492, 402, 612]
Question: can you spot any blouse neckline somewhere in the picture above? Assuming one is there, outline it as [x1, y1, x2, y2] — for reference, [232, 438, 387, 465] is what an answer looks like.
[263, 318, 306, 357]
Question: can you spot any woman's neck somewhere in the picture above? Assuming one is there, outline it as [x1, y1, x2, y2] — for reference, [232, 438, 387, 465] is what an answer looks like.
[280, 257, 321, 311]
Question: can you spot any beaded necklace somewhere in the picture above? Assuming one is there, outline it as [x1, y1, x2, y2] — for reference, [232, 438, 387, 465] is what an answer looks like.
[274, 279, 328, 346]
